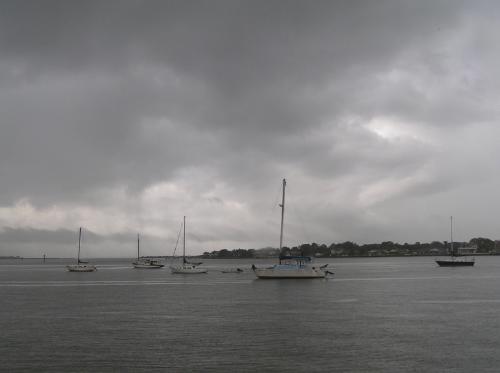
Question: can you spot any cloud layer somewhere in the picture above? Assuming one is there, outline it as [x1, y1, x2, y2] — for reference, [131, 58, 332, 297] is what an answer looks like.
[1, 1, 500, 256]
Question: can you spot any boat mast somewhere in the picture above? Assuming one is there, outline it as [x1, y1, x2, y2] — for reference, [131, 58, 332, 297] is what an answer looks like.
[183, 216, 186, 264]
[450, 216, 454, 257]
[78, 227, 82, 264]
[279, 179, 286, 251]
[137, 233, 140, 260]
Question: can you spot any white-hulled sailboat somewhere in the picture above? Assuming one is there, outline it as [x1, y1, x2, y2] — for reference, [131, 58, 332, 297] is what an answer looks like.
[133, 234, 165, 269]
[252, 179, 331, 279]
[66, 227, 97, 272]
[170, 216, 207, 274]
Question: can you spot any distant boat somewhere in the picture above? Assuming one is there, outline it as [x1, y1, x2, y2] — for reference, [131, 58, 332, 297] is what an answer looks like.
[133, 234, 164, 269]
[170, 216, 207, 274]
[66, 227, 97, 272]
[436, 216, 475, 267]
[252, 179, 332, 279]
[221, 268, 244, 273]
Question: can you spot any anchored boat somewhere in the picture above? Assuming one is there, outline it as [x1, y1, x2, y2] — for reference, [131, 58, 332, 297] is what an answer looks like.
[170, 216, 207, 274]
[133, 234, 164, 269]
[436, 216, 475, 267]
[66, 227, 97, 272]
[252, 179, 332, 279]
[221, 268, 244, 273]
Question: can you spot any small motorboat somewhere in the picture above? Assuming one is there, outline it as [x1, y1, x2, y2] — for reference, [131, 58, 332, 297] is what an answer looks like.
[221, 268, 244, 273]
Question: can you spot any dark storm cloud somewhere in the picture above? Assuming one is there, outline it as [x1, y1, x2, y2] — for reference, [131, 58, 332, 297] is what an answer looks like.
[2, 0, 451, 195]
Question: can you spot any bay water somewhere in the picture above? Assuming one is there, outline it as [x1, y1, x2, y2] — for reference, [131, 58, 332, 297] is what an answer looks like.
[2, 256, 500, 372]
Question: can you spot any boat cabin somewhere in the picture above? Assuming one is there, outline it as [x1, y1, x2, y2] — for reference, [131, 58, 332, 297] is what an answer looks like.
[278, 255, 312, 267]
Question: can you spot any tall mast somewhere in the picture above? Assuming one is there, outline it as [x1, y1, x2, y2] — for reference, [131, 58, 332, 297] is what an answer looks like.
[137, 233, 140, 260]
[78, 227, 82, 264]
[450, 216, 454, 257]
[279, 179, 286, 251]
[183, 216, 186, 264]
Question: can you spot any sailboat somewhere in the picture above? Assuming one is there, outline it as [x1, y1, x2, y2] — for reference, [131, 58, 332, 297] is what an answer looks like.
[436, 216, 475, 267]
[252, 179, 331, 279]
[132, 234, 164, 269]
[170, 216, 207, 274]
[66, 227, 97, 272]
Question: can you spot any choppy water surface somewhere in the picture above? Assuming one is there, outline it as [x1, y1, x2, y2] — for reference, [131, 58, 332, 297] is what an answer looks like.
[2, 256, 500, 372]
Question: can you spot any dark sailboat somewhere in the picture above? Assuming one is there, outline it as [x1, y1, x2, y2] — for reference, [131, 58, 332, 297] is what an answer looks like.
[436, 216, 475, 267]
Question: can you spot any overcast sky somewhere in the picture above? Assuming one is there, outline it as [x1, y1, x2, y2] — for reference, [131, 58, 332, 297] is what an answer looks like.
[1, 0, 500, 257]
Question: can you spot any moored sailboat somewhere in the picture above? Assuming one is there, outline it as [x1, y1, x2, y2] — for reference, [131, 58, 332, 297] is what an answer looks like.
[436, 216, 475, 267]
[66, 227, 97, 272]
[252, 179, 331, 279]
[133, 234, 164, 269]
[170, 216, 207, 274]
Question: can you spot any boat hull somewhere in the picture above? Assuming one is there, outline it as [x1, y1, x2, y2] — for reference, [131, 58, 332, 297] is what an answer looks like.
[436, 260, 474, 267]
[66, 265, 97, 272]
[253, 267, 326, 279]
[133, 263, 164, 269]
[133, 259, 164, 269]
[170, 266, 207, 274]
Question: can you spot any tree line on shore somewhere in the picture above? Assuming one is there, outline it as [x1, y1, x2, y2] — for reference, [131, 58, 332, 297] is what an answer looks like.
[201, 237, 499, 258]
